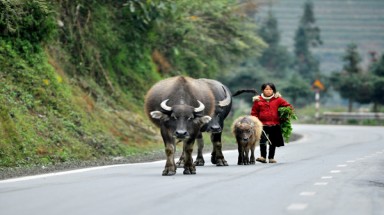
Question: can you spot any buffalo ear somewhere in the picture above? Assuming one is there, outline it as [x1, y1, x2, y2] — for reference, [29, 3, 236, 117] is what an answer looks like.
[150, 111, 170, 121]
[199, 115, 212, 124]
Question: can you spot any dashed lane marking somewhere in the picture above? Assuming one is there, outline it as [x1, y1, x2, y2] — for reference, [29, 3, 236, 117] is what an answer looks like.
[286, 203, 308, 211]
[321, 176, 333, 179]
[314, 182, 328, 186]
[330, 170, 341, 173]
[300, 192, 316, 196]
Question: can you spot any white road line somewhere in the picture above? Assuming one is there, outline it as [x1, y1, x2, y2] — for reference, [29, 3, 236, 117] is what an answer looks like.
[321, 176, 333, 179]
[0, 161, 164, 184]
[300, 192, 316, 196]
[330, 170, 341, 173]
[346, 160, 355, 163]
[287, 203, 308, 211]
[337, 164, 347, 167]
[314, 182, 328, 186]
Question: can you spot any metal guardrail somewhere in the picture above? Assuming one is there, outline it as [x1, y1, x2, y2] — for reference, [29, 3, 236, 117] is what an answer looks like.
[322, 112, 384, 123]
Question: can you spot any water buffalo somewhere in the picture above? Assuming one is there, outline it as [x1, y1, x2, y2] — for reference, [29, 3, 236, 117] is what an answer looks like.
[176, 79, 232, 167]
[144, 76, 217, 176]
[232, 115, 263, 165]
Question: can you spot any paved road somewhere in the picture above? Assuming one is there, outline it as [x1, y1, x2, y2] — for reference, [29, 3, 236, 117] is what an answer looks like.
[1, 124, 384, 215]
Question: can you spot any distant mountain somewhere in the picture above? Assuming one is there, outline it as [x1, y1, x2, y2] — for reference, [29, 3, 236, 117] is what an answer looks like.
[256, 0, 384, 73]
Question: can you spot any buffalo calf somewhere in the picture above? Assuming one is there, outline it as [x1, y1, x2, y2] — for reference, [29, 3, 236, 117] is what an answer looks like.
[232, 115, 262, 165]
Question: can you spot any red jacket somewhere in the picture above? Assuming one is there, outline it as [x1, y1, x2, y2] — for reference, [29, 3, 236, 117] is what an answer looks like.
[251, 92, 292, 126]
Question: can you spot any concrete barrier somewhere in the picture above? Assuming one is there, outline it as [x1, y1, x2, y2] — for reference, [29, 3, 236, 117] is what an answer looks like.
[322, 112, 384, 124]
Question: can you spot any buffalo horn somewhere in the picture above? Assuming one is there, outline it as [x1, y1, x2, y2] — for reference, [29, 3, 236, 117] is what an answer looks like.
[194, 100, 205, 112]
[160, 99, 172, 111]
[218, 86, 231, 107]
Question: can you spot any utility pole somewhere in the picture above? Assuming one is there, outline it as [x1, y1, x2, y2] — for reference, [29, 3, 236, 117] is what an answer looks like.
[315, 88, 320, 122]
[312, 79, 325, 123]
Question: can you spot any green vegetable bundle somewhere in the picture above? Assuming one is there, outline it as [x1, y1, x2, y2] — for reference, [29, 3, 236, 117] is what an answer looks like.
[278, 107, 298, 143]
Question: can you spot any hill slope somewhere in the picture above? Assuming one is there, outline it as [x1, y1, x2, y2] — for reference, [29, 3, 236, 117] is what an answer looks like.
[256, 0, 384, 72]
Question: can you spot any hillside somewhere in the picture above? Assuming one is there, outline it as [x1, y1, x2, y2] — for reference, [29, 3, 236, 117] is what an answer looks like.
[256, 0, 384, 72]
[0, 0, 265, 169]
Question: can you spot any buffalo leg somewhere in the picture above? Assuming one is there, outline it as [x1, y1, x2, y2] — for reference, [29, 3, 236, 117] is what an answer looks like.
[177, 132, 205, 167]
[210, 132, 228, 166]
[244, 145, 250, 165]
[237, 144, 245, 165]
[161, 128, 177, 176]
[183, 139, 196, 175]
[250, 142, 256, 164]
[176, 150, 185, 167]
[194, 132, 205, 166]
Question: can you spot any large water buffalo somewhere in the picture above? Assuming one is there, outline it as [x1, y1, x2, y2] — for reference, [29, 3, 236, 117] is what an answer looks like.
[145, 76, 219, 176]
[176, 78, 232, 167]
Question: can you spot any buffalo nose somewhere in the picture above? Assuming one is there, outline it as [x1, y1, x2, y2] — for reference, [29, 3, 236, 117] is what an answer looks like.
[210, 125, 222, 133]
[175, 130, 189, 138]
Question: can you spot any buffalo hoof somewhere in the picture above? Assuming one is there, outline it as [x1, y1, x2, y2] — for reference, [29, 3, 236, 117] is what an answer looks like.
[183, 169, 196, 175]
[211, 156, 217, 164]
[176, 159, 184, 167]
[216, 158, 228, 166]
[162, 167, 177, 176]
[183, 166, 196, 175]
[194, 158, 205, 166]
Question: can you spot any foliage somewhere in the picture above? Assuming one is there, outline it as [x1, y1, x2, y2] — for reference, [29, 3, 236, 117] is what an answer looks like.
[258, 10, 293, 77]
[372, 54, 384, 77]
[372, 77, 384, 107]
[330, 43, 363, 112]
[342, 43, 362, 74]
[148, 0, 266, 77]
[293, 0, 322, 80]
[221, 62, 268, 105]
[54, 0, 266, 102]
[0, 0, 56, 44]
[281, 74, 312, 107]
[278, 107, 298, 143]
[0, 0, 268, 168]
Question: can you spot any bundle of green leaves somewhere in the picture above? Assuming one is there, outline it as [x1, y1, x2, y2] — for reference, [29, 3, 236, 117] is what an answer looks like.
[278, 107, 298, 143]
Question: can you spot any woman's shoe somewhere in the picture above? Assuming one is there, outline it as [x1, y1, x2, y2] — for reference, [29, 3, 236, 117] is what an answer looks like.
[256, 157, 267, 163]
[269, 159, 277, 163]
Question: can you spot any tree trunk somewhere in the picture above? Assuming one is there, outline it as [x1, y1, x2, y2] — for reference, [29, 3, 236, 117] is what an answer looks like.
[348, 98, 353, 112]
[373, 102, 378, 112]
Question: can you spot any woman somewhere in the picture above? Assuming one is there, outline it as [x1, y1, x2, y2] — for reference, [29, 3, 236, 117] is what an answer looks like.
[251, 82, 293, 163]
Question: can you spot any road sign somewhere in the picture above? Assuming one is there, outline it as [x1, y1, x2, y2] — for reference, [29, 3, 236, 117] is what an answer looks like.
[312, 79, 325, 91]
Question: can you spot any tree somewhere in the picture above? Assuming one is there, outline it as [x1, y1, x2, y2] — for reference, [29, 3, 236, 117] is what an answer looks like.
[342, 43, 362, 74]
[293, 0, 322, 80]
[371, 54, 384, 111]
[145, 0, 267, 78]
[281, 74, 312, 107]
[258, 10, 293, 78]
[372, 54, 384, 77]
[331, 43, 362, 112]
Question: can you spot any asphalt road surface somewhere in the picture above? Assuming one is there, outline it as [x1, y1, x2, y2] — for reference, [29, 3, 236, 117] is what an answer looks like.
[1, 124, 384, 215]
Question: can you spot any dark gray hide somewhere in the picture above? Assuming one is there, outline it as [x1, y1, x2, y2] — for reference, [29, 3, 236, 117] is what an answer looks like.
[176, 79, 232, 167]
[144, 76, 215, 176]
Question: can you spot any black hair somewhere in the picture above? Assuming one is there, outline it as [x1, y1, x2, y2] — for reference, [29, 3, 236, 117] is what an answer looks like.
[261, 82, 276, 93]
